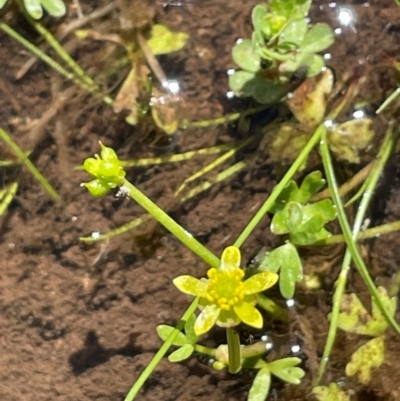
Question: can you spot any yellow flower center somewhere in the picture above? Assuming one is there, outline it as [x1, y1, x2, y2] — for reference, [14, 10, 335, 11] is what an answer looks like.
[205, 267, 246, 311]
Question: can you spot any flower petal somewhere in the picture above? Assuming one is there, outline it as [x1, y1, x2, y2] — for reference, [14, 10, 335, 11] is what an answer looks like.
[173, 275, 207, 297]
[195, 304, 220, 335]
[243, 272, 279, 295]
[216, 309, 241, 328]
[234, 302, 263, 328]
[220, 246, 241, 271]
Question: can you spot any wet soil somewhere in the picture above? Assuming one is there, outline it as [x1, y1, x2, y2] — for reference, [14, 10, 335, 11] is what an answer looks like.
[2, 1, 400, 400]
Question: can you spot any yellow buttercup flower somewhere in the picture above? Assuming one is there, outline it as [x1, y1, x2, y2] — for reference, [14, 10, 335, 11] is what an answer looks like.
[173, 246, 279, 336]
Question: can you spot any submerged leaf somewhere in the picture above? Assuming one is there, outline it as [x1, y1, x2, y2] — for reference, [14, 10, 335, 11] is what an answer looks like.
[301, 23, 335, 53]
[287, 68, 334, 128]
[312, 383, 350, 401]
[345, 336, 385, 384]
[328, 118, 375, 163]
[232, 39, 261, 73]
[147, 24, 188, 55]
[336, 288, 396, 337]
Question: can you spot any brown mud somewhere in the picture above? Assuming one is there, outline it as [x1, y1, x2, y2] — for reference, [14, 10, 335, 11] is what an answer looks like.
[2, 1, 400, 400]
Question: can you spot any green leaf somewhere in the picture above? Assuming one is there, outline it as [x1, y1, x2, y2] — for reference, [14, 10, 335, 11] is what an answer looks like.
[286, 201, 303, 232]
[267, 357, 305, 384]
[41, 0, 66, 17]
[296, 0, 312, 16]
[303, 199, 336, 223]
[24, 0, 42, 19]
[252, 4, 268, 44]
[156, 325, 187, 346]
[270, 0, 296, 18]
[312, 383, 350, 401]
[301, 23, 334, 53]
[252, 78, 288, 104]
[290, 226, 331, 245]
[298, 171, 325, 203]
[248, 368, 271, 401]
[229, 70, 256, 95]
[168, 344, 194, 362]
[345, 336, 385, 384]
[258, 243, 303, 299]
[147, 24, 188, 55]
[184, 313, 199, 345]
[279, 18, 307, 47]
[232, 39, 261, 73]
[0, 0, 8, 9]
[303, 54, 325, 77]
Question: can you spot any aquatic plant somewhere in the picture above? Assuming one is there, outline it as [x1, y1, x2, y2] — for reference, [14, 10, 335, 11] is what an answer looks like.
[229, 0, 334, 104]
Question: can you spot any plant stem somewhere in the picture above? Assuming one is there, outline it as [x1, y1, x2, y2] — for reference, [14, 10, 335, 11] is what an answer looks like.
[226, 328, 241, 374]
[234, 123, 324, 248]
[194, 344, 216, 357]
[122, 179, 220, 267]
[124, 299, 198, 401]
[316, 220, 400, 245]
[0, 127, 59, 201]
[316, 124, 394, 383]
[320, 126, 400, 345]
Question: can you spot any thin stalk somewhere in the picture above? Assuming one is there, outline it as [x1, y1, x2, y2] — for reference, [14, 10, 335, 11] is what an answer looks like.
[316, 124, 395, 383]
[124, 299, 198, 401]
[317, 220, 400, 245]
[122, 179, 220, 267]
[226, 328, 241, 374]
[0, 127, 59, 201]
[234, 123, 324, 248]
[320, 126, 400, 342]
[194, 344, 216, 357]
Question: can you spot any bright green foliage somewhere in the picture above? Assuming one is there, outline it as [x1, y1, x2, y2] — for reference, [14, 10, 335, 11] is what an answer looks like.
[258, 243, 303, 299]
[312, 383, 350, 401]
[345, 336, 385, 384]
[336, 287, 397, 337]
[81, 142, 126, 197]
[229, 0, 334, 104]
[156, 314, 199, 362]
[270, 171, 337, 245]
[0, 0, 66, 19]
[248, 357, 305, 401]
[173, 246, 278, 335]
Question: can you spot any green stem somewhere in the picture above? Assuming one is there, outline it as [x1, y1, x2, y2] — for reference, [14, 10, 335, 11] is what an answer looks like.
[226, 328, 241, 374]
[194, 344, 216, 357]
[317, 220, 400, 245]
[124, 299, 198, 401]
[320, 126, 400, 339]
[122, 179, 220, 267]
[0, 22, 113, 105]
[0, 127, 59, 201]
[234, 123, 324, 248]
[316, 124, 394, 383]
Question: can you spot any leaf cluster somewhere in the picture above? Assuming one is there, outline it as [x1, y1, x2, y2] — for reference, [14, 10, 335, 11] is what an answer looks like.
[229, 0, 334, 104]
[270, 171, 336, 245]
